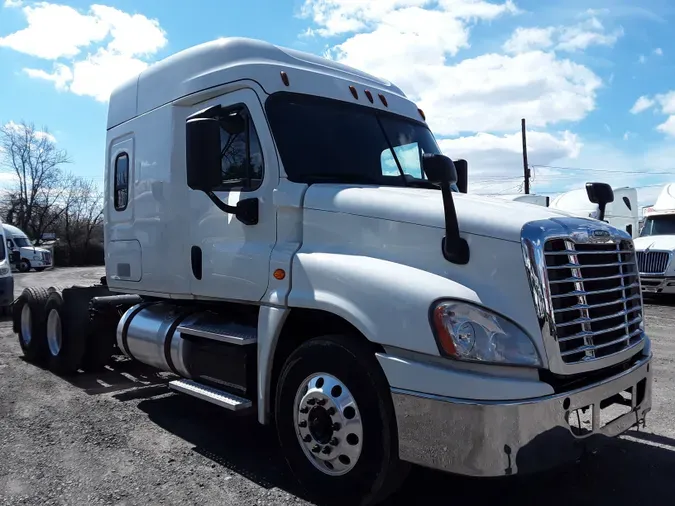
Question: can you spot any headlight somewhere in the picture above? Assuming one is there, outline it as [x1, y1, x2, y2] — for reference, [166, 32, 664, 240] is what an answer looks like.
[431, 301, 542, 367]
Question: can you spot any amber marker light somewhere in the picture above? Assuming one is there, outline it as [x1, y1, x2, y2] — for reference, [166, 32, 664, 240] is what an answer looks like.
[280, 71, 290, 86]
[273, 269, 286, 280]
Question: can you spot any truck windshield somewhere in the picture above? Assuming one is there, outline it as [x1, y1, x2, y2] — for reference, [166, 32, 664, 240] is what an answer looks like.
[640, 215, 675, 237]
[14, 237, 31, 248]
[265, 92, 454, 190]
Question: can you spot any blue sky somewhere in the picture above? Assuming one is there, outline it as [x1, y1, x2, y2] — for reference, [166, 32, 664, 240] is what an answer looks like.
[0, 0, 674, 207]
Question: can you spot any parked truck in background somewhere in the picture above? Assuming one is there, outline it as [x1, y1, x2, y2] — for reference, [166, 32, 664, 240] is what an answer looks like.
[11, 38, 653, 505]
[549, 187, 640, 238]
[635, 183, 675, 295]
[0, 218, 14, 315]
[3, 224, 53, 272]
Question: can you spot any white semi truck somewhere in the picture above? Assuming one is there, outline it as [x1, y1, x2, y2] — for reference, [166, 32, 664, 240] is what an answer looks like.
[12, 38, 652, 505]
[635, 183, 675, 295]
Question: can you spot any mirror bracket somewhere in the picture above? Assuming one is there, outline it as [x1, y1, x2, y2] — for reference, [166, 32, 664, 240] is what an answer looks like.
[205, 192, 259, 225]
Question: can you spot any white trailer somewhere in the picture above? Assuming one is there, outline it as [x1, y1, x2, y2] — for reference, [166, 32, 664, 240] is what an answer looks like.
[549, 186, 640, 238]
[634, 183, 675, 295]
[11, 38, 652, 505]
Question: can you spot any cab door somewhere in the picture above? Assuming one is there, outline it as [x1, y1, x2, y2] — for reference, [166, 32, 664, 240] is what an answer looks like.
[187, 88, 278, 302]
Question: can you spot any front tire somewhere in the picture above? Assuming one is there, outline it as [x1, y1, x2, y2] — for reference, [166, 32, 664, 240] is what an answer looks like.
[275, 335, 408, 506]
[18, 259, 30, 273]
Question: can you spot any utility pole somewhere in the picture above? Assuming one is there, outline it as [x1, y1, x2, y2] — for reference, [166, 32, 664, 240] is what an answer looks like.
[521, 118, 530, 194]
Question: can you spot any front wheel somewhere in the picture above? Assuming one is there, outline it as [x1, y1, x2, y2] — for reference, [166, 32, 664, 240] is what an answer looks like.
[275, 335, 408, 506]
[18, 260, 30, 273]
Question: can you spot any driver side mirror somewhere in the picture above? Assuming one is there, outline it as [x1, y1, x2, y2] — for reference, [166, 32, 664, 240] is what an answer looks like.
[422, 153, 458, 185]
[422, 154, 469, 265]
[186, 117, 222, 192]
[585, 182, 614, 222]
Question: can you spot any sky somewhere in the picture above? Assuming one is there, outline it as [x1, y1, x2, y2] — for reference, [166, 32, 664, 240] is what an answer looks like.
[0, 0, 674, 209]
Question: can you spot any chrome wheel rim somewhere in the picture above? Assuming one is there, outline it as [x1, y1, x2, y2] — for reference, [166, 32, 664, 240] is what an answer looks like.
[46, 309, 62, 357]
[20, 304, 32, 346]
[293, 372, 363, 476]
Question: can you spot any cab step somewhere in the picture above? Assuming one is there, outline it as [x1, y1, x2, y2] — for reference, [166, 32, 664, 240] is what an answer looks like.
[177, 313, 257, 346]
[168, 379, 253, 412]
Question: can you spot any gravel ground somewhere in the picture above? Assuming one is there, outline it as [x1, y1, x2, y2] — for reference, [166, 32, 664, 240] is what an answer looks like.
[1, 267, 674, 505]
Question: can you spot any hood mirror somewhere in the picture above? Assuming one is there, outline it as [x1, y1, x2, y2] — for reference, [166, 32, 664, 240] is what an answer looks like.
[585, 182, 614, 222]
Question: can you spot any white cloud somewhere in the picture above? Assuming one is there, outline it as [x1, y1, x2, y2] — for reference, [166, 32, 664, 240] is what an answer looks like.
[631, 91, 675, 138]
[638, 54, 646, 63]
[438, 130, 581, 192]
[3, 0, 23, 7]
[503, 27, 554, 53]
[654, 47, 663, 55]
[630, 95, 655, 114]
[309, 2, 604, 136]
[0, 2, 167, 102]
[503, 15, 623, 54]
[3, 121, 57, 143]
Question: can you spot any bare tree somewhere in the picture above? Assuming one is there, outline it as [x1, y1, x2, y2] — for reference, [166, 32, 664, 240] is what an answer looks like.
[0, 120, 71, 243]
[61, 174, 103, 262]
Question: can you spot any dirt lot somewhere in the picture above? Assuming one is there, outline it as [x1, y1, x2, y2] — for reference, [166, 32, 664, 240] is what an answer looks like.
[1, 267, 675, 505]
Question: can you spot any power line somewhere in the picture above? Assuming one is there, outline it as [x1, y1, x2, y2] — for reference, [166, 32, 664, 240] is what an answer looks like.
[530, 164, 675, 176]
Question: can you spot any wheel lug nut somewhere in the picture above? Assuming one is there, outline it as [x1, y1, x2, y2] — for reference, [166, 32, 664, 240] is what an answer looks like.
[322, 446, 332, 455]
[326, 407, 336, 416]
[300, 407, 309, 414]
[303, 435, 312, 443]
[299, 420, 307, 428]
[307, 398, 316, 405]
[317, 399, 327, 406]
[332, 423, 341, 431]
[312, 445, 321, 453]
[329, 438, 339, 446]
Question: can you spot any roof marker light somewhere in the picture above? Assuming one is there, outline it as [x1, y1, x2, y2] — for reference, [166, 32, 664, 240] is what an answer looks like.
[378, 94, 388, 107]
[364, 90, 374, 103]
[280, 71, 290, 86]
[349, 86, 359, 99]
[418, 108, 426, 120]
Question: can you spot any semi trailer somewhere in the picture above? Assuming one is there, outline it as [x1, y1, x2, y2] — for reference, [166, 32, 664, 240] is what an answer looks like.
[12, 37, 652, 505]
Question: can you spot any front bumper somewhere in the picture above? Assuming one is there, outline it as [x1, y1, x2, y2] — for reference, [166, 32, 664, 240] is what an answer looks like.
[640, 275, 675, 294]
[392, 353, 652, 477]
[0, 275, 14, 306]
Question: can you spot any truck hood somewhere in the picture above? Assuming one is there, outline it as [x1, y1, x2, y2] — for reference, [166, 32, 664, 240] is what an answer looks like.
[22, 246, 49, 253]
[634, 235, 675, 251]
[303, 185, 582, 243]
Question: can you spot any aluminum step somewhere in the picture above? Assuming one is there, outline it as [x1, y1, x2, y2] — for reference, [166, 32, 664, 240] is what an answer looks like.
[177, 315, 257, 345]
[169, 379, 253, 412]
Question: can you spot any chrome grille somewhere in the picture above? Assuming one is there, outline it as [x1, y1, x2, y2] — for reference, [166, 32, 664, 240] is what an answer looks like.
[543, 239, 644, 365]
[636, 251, 670, 274]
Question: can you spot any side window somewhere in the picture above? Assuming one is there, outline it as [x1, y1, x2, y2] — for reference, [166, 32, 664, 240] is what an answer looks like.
[626, 224, 633, 236]
[380, 142, 423, 179]
[114, 153, 129, 211]
[216, 106, 264, 191]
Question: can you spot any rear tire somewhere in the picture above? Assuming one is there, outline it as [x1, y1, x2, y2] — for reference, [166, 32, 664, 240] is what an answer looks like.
[44, 291, 87, 375]
[275, 335, 408, 506]
[15, 287, 50, 363]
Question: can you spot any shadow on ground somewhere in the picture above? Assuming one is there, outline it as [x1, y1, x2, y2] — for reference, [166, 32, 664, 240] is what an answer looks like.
[46, 359, 675, 506]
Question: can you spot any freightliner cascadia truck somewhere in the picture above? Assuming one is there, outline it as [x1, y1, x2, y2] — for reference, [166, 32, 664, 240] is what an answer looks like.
[12, 38, 653, 506]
